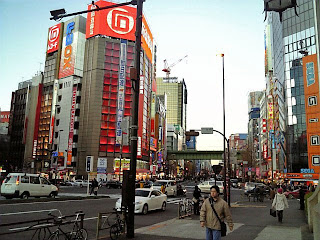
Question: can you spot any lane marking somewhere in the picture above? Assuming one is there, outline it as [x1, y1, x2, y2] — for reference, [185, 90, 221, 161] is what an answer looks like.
[0, 197, 111, 207]
[0, 208, 60, 216]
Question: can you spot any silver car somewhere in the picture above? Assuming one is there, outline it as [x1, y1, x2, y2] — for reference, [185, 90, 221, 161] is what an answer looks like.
[197, 181, 224, 194]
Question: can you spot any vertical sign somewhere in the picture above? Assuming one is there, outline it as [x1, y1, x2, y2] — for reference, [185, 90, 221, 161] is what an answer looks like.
[59, 21, 75, 78]
[49, 80, 58, 144]
[116, 39, 127, 145]
[67, 86, 77, 166]
[97, 158, 107, 181]
[47, 23, 62, 53]
[303, 54, 320, 173]
[86, 156, 93, 172]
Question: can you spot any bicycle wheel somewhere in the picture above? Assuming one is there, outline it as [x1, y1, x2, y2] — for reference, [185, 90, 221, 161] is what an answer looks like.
[110, 224, 120, 240]
[48, 231, 59, 240]
[74, 228, 88, 240]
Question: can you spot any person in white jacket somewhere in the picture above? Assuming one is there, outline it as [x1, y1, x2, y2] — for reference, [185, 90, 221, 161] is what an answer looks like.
[272, 188, 289, 222]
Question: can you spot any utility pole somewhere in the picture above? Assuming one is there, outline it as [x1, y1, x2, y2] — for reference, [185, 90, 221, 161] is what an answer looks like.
[127, 0, 144, 238]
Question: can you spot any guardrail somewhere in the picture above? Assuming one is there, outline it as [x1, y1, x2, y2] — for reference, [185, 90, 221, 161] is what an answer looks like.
[0, 209, 84, 239]
[178, 198, 193, 219]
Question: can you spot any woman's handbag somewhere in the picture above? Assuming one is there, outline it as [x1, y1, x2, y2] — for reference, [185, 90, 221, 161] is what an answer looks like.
[192, 197, 198, 203]
[270, 208, 276, 217]
[210, 199, 227, 237]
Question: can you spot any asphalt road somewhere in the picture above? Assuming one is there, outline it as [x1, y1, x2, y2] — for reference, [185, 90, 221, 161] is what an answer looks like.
[0, 182, 244, 240]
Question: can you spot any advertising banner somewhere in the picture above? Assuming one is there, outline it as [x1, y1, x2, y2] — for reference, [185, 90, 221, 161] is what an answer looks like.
[59, 16, 86, 79]
[32, 85, 42, 159]
[303, 54, 320, 173]
[49, 80, 58, 144]
[86, 0, 153, 61]
[116, 39, 127, 145]
[114, 158, 130, 171]
[47, 23, 62, 53]
[67, 86, 77, 166]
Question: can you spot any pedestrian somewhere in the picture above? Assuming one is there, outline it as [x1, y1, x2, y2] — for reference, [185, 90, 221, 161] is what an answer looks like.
[299, 186, 305, 210]
[160, 184, 166, 194]
[90, 178, 99, 196]
[272, 188, 289, 223]
[269, 187, 276, 200]
[193, 185, 202, 215]
[200, 186, 233, 240]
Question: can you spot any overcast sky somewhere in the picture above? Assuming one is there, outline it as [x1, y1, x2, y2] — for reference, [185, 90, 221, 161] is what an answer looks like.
[0, 0, 266, 150]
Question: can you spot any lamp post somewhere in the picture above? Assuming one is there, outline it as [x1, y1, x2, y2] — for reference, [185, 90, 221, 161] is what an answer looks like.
[217, 54, 229, 204]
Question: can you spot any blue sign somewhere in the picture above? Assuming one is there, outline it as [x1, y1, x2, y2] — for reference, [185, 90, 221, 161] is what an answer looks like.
[306, 62, 315, 87]
[52, 151, 58, 157]
[300, 168, 315, 174]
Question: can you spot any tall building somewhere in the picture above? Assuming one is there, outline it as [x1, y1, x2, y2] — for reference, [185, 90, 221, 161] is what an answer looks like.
[9, 80, 32, 171]
[156, 77, 187, 151]
[77, 0, 155, 179]
[266, 0, 320, 179]
[248, 91, 264, 177]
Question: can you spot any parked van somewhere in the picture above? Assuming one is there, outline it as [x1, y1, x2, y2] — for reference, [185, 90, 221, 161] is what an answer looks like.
[1, 173, 58, 199]
[153, 180, 177, 196]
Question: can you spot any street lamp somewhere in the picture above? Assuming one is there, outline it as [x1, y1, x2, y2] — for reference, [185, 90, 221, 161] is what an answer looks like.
[217, 53, 229, 204]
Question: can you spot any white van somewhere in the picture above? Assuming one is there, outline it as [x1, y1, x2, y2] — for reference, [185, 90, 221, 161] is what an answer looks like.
[1, 173, 58, 199]
[153, 180, 177, 196]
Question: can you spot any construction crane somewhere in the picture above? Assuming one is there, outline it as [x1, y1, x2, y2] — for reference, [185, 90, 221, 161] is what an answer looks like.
[162, 55, 188, 78]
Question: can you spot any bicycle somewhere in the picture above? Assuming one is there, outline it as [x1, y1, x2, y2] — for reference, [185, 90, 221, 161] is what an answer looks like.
[47, 211, 88, 240]
[105, 208, 125, 240]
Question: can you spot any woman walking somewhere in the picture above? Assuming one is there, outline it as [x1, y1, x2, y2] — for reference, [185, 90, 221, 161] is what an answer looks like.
[193, 185, 202, 215]
[272, 188, 289, 222]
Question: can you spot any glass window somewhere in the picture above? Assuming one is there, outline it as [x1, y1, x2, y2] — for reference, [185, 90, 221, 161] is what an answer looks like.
[30, 176, 40, 184]
[40, 177, 50, 185]
[21, 176, 29, 183]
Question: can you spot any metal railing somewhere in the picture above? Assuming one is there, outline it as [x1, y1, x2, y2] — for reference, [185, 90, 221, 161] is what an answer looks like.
[96, 208, 126, 240]
[0, 209, 85, 240]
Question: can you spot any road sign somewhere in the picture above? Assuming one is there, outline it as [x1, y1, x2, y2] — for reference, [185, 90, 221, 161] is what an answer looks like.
[86, 156, 93, 172]
[201, 127, 213, 134]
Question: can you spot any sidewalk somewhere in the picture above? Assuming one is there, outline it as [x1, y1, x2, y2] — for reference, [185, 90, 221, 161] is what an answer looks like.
[100, 197, 314, 240]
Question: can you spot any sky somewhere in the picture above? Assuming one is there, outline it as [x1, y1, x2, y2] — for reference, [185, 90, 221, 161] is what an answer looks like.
[0, 0, 266, 151]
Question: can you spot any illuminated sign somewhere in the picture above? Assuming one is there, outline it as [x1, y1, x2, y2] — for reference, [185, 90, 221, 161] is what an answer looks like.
[0, 111, 10, 123]
[67, 86, 77, 166]
[306, 62, 315, 87]
[86, 0, 153, 61]
[300, 168, 315, 173]
[115, 39, 127, 145]
[59, 22, 75, 78]
[47, 23, 62, 53]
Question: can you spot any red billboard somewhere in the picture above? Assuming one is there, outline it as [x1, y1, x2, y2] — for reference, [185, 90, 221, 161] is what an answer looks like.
[67, 86, 77, 166]
[47, 23, 62, 53]
[86, 0, 153, 61]
[0, 111, 10, 123]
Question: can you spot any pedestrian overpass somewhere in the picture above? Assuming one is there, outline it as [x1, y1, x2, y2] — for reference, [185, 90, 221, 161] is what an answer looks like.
[167, 150, 243, 160]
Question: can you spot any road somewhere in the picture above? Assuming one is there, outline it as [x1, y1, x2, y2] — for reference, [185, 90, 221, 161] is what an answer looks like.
[0, 181, 229, 239]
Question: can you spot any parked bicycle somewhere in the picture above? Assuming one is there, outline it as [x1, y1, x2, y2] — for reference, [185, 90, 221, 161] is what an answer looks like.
[47, 211, 88, 240]
[178, 198, 193, 218]
[105, 208, 126, 240]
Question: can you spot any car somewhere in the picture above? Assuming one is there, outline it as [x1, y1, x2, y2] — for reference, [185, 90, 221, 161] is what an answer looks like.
[1, 173, 58, 199]
[152, 180, 177, 196]
[105, 180, 122, 189]
[59, 180, 75, 186]
[197, 181, 224, 194]
[230, 179, 239, 188]
[115, 188, 167, 214]
[244, 182, 266, 193]
[73, 180, 91, 188]
[284, 189, 310, 199]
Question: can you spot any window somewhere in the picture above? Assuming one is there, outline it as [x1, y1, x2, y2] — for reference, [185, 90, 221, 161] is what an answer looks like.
[57, 107, 61, 114]
[59, 84, 62, 89]
[75, 109, 80, 117]
[73, 135, 78, 142]
[21, 176, 29, 183]
[72, 148, 77, 156]
[77, 83, 82, 91]
[58, 95, 62, 102]
[55, 132, 58, 138]
[40, 177, 50, 185]
[30, 176, 40, 184]
[56, 119, 60, 126]
[76, 96, 81, 104]
[74, 122, 79, 129]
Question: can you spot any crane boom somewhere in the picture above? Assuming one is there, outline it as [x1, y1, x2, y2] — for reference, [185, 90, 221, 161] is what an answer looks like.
[162, 55, 188, 78]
